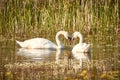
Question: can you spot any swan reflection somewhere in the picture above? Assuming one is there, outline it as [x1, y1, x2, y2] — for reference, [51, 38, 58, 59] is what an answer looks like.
[72, 51, 91, 67]
[17, 48, 63, 61]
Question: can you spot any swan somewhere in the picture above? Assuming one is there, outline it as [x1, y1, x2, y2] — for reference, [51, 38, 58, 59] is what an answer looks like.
[72, 31, 91, 53]
[16, 31, 72, 49]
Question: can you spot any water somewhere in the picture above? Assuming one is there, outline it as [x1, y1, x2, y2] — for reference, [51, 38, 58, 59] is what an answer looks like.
[0, 40, 120, 80]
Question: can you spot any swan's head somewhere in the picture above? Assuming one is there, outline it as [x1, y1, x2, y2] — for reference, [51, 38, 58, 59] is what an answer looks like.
[72, 31, 80, 40]
[56, 31, 72, 45]
[71, 31, 83, 43]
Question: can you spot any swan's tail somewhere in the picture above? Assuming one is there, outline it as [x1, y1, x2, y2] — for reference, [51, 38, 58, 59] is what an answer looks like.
[16, 40, 24, 47]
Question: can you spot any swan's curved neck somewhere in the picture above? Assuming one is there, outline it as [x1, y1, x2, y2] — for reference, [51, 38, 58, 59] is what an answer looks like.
[55, 31, 64, 48]
[77, 33, 83, 44]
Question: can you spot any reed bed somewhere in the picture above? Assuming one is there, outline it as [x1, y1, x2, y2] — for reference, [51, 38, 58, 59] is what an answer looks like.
[0, 0, 119, 45]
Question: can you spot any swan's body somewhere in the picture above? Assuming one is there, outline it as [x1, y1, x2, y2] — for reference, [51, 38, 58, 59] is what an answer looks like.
[72, 32, 90, 53]
[72, 52, 90, 60]
[16, 31, 71, 49]
[16, 38, 57, 49]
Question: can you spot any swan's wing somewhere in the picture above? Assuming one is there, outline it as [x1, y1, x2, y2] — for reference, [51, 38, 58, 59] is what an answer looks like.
[72, 52, 89, 60]
[72, 43, 90, 52]
[22, 38, 57, 48]
[82, 43, 91, 52]
[72, 44, 82, 52]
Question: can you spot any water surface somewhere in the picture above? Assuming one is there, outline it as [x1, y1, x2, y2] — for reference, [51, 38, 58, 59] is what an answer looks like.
[0, 40, 120, 80]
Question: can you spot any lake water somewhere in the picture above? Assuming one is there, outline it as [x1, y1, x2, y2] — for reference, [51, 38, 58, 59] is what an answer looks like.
[0, 39, 120, 80]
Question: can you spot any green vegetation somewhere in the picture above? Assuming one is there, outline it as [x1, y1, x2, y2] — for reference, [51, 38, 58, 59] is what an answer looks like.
[0, 0, 119, 45]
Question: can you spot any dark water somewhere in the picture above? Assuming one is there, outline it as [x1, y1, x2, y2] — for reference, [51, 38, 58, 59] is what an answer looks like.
[0, 40, 120, 80]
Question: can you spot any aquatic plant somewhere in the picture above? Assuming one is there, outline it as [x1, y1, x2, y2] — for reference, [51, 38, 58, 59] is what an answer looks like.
[0, 0, 119, 45]
[4, 59, 120, 80]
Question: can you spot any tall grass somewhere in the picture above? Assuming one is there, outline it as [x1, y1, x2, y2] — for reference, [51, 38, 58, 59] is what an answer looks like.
[0, 0, 119, 44]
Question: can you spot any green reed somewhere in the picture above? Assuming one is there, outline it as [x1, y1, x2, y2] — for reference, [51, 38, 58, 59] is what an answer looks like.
[0, 0, 119, 44]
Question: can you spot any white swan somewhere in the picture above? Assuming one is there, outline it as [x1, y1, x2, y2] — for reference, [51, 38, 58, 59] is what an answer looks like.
[16, 31, 72, 49]
[72, 31, 90, 53]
